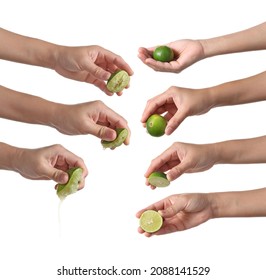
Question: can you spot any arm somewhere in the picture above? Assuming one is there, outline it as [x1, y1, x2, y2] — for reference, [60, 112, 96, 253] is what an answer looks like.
[0, 85, 130, 142]
[201, 22, 266, 58]
[144, 135, 266, 184]
[0, 28, 133, 96]
[210, 188, 266, 218]
[141, 71, 266, 135]
[0, 142, 88, 187]
[138, 21, 266, 73]
[0, 28, 56, 68]
[137, 188, 266, 236]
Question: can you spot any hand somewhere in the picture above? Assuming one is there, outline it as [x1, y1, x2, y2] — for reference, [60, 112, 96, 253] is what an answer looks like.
[13, 144, 88, 189]
[141, 86, 212, 135]
[145, 142, 217, 188]
[53, 100, 130, 144]
[136, 193, 213, 236]
[54, 45, 134, 96]
[138, 39, 204, 73]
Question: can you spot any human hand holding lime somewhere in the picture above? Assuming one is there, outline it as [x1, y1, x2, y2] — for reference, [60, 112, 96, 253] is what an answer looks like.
[138, 40, 204, 73]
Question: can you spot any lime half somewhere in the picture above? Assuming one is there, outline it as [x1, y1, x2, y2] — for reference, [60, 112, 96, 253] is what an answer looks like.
[146, 114, 167, 137]
[153, 46, 174, 62]
[56, 167, 83, 200]
[148, 171, 170, 187]
[107, 70, 130, 93]
[139, 210, 163, 233]
[101, 128, 128, 149]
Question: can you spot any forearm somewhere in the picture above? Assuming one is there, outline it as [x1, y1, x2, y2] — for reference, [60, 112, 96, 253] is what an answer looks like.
[0, 28, 58, 69]
[0, 142, 19, 171]
[207, 71, 266, 108]
[209, 188, 266, 218]
[0, 85, 59, 127]
[201, 22, 266, 58]
[213, 136, 266, 164]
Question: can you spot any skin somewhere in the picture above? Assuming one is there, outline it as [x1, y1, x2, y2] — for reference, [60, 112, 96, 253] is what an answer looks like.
[0, 28, 132, 187]
[138, 21, 266, 73]
[0, 28, 133, 96]
[0, 86, 131, 143]
[136, 188, 266, 237]
[141, 71, 266, 187]
[145, 136, 266, 187]
[0, 143, 88, 189]
[141, 71, 266, 135]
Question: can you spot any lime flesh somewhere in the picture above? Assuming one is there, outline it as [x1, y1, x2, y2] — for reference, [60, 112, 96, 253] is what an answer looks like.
[153, 46, 174, 62]
[146, 114, 167, 137]
[148, 171, 170, 187]
[101, 128, 128, 149]
[56, 167, 83, 200]
[139, 210, 163, 233]
[107, 70, 130, 93]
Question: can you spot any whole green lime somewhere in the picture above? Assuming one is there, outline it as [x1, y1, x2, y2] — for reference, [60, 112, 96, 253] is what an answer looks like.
[153, 46, 174, 62]
[146, 114, 167, 137]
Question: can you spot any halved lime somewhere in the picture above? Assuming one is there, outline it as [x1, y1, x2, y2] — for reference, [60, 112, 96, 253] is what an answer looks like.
[139, 210, 163, 233]
[56, 167, 83, 200]
[101, 128, 128, 149]
[107, 70, 130, 93]
[153, 46, 174, 62]
[146, 114, 167, 137]
[148, 171, 170, 187]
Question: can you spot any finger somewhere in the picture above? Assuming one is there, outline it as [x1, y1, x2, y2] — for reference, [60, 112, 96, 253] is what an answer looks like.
[46, 167, 69, 184]
[83, 62, 111, 81]
[112, 56, 134, 76]
[167, 160, 192, 181]
[141, 93, 169, 123]
[165, 110, 187, 135]
[158, 200, 185, 219]
[144, 146, 175, 178]
[90, 124, 117, 141]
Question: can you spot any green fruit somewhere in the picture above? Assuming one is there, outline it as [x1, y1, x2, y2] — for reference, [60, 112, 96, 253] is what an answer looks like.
[56, 167, 83, 200]
[139, 210, 163, 233]
[153, 46, 174, 62]
[107, 70, 130, 93]
[146, 114, 167, 137]
[148, 171, 170, 187]
[101, 128, 128, 149]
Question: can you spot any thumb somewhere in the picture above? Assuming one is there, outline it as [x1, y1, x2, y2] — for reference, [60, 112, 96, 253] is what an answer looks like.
[83, 62, 110, 81]
[46, 167, 69, 184]
[167, 159, 191, 181]
[165, 110, 186, 135]
[159, 200, 186, 219]
[90, 124, 117, 141]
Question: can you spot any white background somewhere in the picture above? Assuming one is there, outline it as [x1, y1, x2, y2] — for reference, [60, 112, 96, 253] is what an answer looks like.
[1, 0, 266, 279]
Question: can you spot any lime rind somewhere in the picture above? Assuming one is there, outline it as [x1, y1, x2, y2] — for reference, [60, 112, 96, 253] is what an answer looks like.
[148, 172, 170, 187]
[146, 114, 167, 137]
[139, 210, 163, 233]
[56, 167, 83, 200]
[153, 46, 174, 62]
[101, 128, 128, 149]
[107, 70, 130, 93]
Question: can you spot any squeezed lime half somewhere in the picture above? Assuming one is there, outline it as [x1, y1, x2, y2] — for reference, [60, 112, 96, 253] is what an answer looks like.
[101, 128, 128, 149]
[139, 210, 163, 233]
[148, 171, 170, 187]
[107, 70, 130, 93]
[56, 167, 83, 200]
[146, 114, 167, 137]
